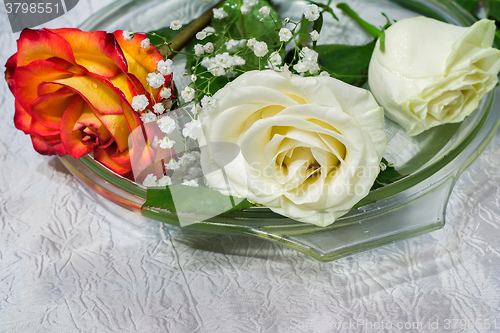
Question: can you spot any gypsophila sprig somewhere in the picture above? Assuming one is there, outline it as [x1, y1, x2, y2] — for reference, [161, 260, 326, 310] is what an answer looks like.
[157, 59, 174, 75]
[141, 112, 157, 123]
[304, 4, 321, 21]
[141, 38, 151, 49]
[181, 87, 195, 102]
[160, 88, 172, 99]
[279, 28, 292, 42]
[213, 8, 228, 19]
[132, 95, 149, 111]
[170, 20, 182, 30]
[147, 72, 165, 88]
[153, 103, 166, 114]
[157, 115, 176, 134]
[122, 30, 134, 41]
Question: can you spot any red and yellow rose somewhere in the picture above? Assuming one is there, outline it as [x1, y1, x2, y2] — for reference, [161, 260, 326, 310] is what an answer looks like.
[5, 28, 171, 178]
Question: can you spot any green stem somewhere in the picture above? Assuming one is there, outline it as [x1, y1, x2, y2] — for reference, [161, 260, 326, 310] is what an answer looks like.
[166, 0, 224, 59]
[336, 3, 382, 39]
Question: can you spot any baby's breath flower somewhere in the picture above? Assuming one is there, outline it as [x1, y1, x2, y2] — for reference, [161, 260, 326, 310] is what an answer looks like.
[232, 55, 246, 66]
[279, 28, 292, 42]
[182, 179, 199, 187]
[203, 42, 214, 53]
[165, 159, 180, 171]
[243, 0, 258, 6]
[140, 38, 151, 49]
[240, 4, 251, 14]
[170, 20, 182, 30]
[200, 57, 213, 68]
[153, 103, 165, 114]
[160, 87, 172, 99]
[310, 30, 321, 41]
[268, 52, 282, 69]
[293, 47, 320, 74]
[181, 86, 196, 103]
[141, 112, 157, 123]
[191, 74, 197, 82]
[259, 6, 271, 17]
[201, 95, 217, 112]
[159, 136, 175, 149]
[157, 175, 172, 187]
[284, 17, 290, 24]
[204, 27, 216, 34]
[194, 44, 205, 56]
[191, 104, 201, 115]
[238, 39, 247, 48]
[122, 30, 134, 41]
[179, 152, 197, 165]
[147, 72, 165, 89]
[225, 39, 240, 51]
[304, 4, 320, 21]
[253, 41, 269, 57]
[319, 71, 330, 77]
[132, 95, 148, 111]
[208, 66, 226, 77]
[182, 119, 203, 140]
[196, 31, 208, 40]
[143, 174, 157, 187]
[215, 52, 232, 68]
[247, 38, 257, 48]
[157, 59, 174, 75]
[157, 115, 176, 134]
[213, 8, 228, 19]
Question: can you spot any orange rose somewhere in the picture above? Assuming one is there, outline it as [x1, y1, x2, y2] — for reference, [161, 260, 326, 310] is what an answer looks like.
[5, 28, 172, 178]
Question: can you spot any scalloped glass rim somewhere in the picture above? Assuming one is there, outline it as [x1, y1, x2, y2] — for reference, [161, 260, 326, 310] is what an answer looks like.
[62, 0, 500, 261]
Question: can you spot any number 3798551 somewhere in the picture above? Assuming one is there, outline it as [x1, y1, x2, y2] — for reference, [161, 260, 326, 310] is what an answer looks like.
[5, 2, 60, 14]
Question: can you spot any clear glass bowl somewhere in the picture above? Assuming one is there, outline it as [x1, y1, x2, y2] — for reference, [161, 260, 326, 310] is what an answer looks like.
[60, 0, 500, 262]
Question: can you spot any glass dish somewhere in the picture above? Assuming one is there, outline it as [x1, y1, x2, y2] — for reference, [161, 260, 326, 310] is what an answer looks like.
[60, 0, 500, 262]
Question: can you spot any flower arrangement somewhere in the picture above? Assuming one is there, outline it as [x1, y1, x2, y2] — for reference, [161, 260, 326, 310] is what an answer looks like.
[5, 0, 500, 227]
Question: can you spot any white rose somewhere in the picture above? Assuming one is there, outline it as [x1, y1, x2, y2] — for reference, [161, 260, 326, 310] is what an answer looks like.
[199, 70, 387, 226]
[369, 17, 500, 136]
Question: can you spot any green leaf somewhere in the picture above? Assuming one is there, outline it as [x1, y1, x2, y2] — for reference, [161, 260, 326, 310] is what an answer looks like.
[184, 0, 281, 96]
[371, 158, 406, 190]
[388, 0, 447, 22]
[143, 185, 254, 215]
[489, 0, 500, 21]
[316, 41, 376, 87]
[454, 0, 479, 12]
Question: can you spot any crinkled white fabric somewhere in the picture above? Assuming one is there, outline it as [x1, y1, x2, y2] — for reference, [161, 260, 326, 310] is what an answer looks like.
[1, 2, 500, 333]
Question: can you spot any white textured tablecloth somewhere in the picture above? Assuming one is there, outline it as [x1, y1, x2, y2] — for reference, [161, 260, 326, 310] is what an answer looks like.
[1, 1, 500, 332]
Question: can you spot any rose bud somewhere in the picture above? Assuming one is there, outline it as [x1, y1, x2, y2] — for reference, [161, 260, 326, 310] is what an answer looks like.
[368, 17, 500, 136]
[4, 28, 173, 178]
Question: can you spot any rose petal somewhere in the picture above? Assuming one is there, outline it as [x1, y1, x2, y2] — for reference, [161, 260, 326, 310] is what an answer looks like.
[16, 29, 76, 67]
[60, 96, 93, 158]
[31, 135, 66, 155]
[13, 60, 73, 114]
[13, 100, 32, 134]
[5, 53, 17, 92]
[48, 28, 128, 77]
[94, 145, 132, 176]
[50, 74, 126, 115]
[31, 91, 77, 129]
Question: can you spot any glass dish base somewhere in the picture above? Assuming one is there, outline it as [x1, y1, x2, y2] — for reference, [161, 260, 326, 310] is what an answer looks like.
[63, 0, 500, 262]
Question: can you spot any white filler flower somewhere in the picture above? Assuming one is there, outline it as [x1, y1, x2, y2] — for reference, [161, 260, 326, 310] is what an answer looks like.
[253, 41, 268, 57]
[279, 28, 292, 42]
[132, 95, 149, 111]
[213, 8, 228, 19]
[369, 17, 500, 136]
[199, 70, 387, 227]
